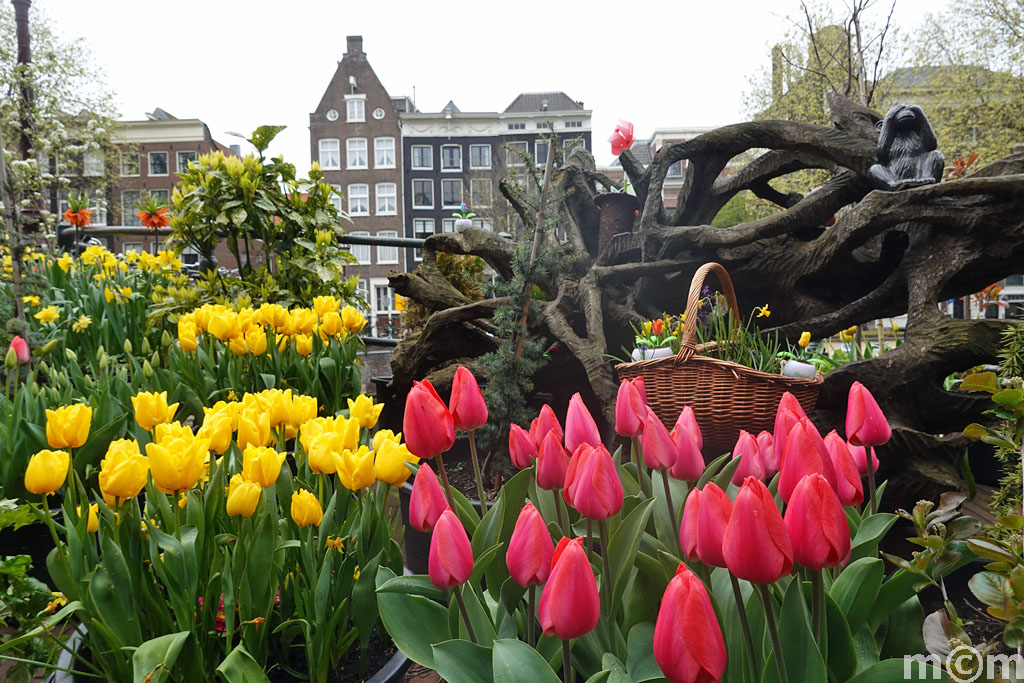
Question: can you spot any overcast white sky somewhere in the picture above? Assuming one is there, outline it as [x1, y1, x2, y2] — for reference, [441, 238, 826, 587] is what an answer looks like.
[39, 0, 939, 170]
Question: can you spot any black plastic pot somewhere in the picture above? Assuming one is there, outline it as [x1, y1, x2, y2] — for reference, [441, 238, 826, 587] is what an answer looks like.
[1, 509, 61, 583]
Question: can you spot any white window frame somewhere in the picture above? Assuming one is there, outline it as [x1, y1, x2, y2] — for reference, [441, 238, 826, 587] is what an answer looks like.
[471, 218, 493, 231]
[470, 178, 491, 208]
[374, 137, 396, 168]
[329, 183, 343, 215]
[176, 150, 197, 172]
[376, 230, 399, 265]
[355, 278, 370, 312]
[411, 145, 433, 170]
[507, 122, 525, 131]
[121, 190, 142, 226]
[122, 242, 142, 254]
[440, 144, 462, 172]
[349, 231, 371, 265]
[565, 120, 583, 129]
[345, 95, 366, 123]
[83, 150, 104, 177]
[441, 218, 456, 233]
[375, 182, 397, 215]
[667, 160, 684, 178]
[148, 151, 169, 176]
[346, 138, 368, 169]
[347, 183, 369, 216]
[535, 140, 550, 166]
[506, 141, 528, 167]
[148, 189, 170, 205]
[120, 152, 140, 177]
[412, 179, 434, 209]
[412, 218, 434, 262]
[562, 139, 584, 162]
[180, 246, 200, 266]
[469, 144, 491, 170]
[441, 178, 463, 208]
[319, 139, 340, 170]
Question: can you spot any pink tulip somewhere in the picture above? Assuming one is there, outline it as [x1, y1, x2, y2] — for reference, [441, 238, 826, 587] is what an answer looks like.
[848, 442, 879, 475]
[679, 488, 701, 562]
[824, 430, 864, 506]
[565, 393, 602, 454]
[654, 564, 727, 683]
[778, 420, 834, 503]
[506, 502, 554, 587]
[403, 380, 455, 458]
[428, 508, 474, 589]
[449, 366, 488, 431]
[530, 404, 563, 446]
[723, 477, 793, 584]
[756, 431, 778, 477]
[536, 431, 569, 490]
[680, 482, 732, 569]
[563, 443, 623, 521]
[773, 408, 802, 467]
[669, 426, 704, 481]
[409, 463, 447, 532]
[673, 406, 703, 451]
[508, 424, 537, 469]
[615, 377, 647, 438]
[730, 430, 765, 485]
[538, 537, 600, 640]
[9, 336, 29, 364]
[641, 412, 676, 471]
[778, 391, 809, 421]
[784, 474, 851, 570]
[846, 381, 891, 447]
[608, 120, 635, 156]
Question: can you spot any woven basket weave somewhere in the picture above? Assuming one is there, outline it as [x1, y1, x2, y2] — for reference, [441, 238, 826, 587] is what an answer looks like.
[614, 262, 822, 456]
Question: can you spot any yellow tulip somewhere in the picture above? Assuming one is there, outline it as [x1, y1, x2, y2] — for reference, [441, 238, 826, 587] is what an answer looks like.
[340, 305, 366, 334]
[45, 404, 92, 449]
[291, 489, 323, 527]
[347, 395, 383, 430]
[207, 311, 242, 341]
[290, 394, 318, 428]
[242, 445, 287, 488]
[245, 327, 267, 356]
[77, 504, 99, 533]
[236, 308, 258, 334]
[798, 331, 811, 348]
[372, 429, 402, 453]
[226, 474, 261, 517]
[299, 417, 332, 454]
[844, 325, 859, 337]
[98, 439, 148, 501]
[373, 440, 418, 486]
[237, 408, 272, 450]
[317, 312, 343, 338]
[257, 303, 287, 328]
[205, 401, 240, 430]
[24, 449, 70, 495]
[291, 308, 318, 335]
[131, 391, 179, 431]
[178, 320, 198, 352]
[294, 333, 313, 356]
[229, 335, 248, 355]
[153, 421, 193, 443]
[313, 295, 340, 318]
[335, 416, 361, 453]
[339, 445, 376, 491]
[146, 432, 209, 494]
[307, 432, 342, 475]
[197, 412, 234, 455]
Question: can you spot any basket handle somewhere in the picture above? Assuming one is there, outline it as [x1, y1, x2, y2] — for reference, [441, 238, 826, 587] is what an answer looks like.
[676, 262, 741, 362]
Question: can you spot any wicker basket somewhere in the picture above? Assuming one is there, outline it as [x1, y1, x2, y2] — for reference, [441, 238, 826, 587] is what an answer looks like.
[615, 262, 822, 456]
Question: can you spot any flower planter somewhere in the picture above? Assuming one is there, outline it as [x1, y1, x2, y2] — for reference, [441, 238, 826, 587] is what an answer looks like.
[453, 218, 474, 232]
[593, 193, 639, 257]
[630, 346, 673, 362]
[0, 509, 61, 583]
[781, 359, 818, 379]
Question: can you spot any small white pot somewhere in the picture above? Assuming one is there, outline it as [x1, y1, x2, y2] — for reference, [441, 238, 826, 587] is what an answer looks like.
[631, 346, 674, 362]
[454, 218, 474, 232]
[782, 359, 817, 379]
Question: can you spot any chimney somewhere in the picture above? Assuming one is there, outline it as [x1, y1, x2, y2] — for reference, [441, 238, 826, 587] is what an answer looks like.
[229, 144, 242, 156]
[347, 36, 363, 56]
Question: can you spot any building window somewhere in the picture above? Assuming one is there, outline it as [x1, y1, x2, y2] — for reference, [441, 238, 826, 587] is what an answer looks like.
[565, 120, 583, 129]
[667, 160, 683, 178]
[83, 150, 104, 176]
[347, 184, 369, 215]
[375, 284, 394, 314]
[148, 151, 168, 176]
[441, 218, 456, 233]
[355, 278, 369, 310]
[377, 230, 399, 264]
[562, 139, 584, 161]
[329, 184, 343, 215]
[123, 242, 142, 254]
[346, 97, 365, 122]
[411, 145, 433, 170]
[346, 138, 367, 169]
[349, 231, 371, 264]
[319, 139, 340, 169]
[470, 178, 491, 208]
[376, 182, 397, 215]
[506, 141, 528, 167]
[471, 219, 493, 231]
[121, 190, 141, 226]
[469, 144, 491, 169]
[441, 145, 462, 171]
[413, 218, 434, 261]
[177, 150, 197, 172]
[374, 137, 395, 168]
[507, 122, 525, 130]
[441, 179, 463, 208]
[535, 141, 549, 165]
[412, 179, 434, 209]
[149, 189, 170, 205]
[120, 152, 140, 177]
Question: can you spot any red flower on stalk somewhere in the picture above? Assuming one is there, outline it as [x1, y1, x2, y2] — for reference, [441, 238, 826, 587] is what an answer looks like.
[63, 208, 92, 228]
[136, 206, 169, 230]
[608, 120, 635, 155]
[654, 564, 727, 683]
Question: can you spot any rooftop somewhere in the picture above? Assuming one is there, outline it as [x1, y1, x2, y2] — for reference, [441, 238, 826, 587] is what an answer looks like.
[503, 92, 585, 114]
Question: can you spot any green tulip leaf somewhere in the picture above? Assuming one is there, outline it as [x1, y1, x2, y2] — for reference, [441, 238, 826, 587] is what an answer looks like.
[845, 657, 945, 682]
[377, 573, 448, 602]
[830, 558, 884, 631]
[215, 644, 270, 683]
[761, 580, 826, 683]
[375, 567, 451, 667]
[432, 639, 494, 683]
[492, 638, 561, 683]
[879, 596, 925, 659]
[849, 513, 898, 563]
[625, 622, 665, 681]
[132, 631, 189, 683]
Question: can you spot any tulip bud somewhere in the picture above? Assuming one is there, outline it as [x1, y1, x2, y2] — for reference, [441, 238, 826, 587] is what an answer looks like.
[508, 424, 537, 470]
[449, 366, 488, 432]
[778, 420, 836, 503]
[696, 483, 733, 568]
[161, 330, 172, 348]
[673, 406, 703, 451]
[845, 381, 891, 447]
[40, 339, 58, 355]
[538, 537, 600, 640]
[823, 431, 864, 506]
[96, 345, 105, 360]
[756, 431, 778, 477]
[143, 360, 154, 379]
[723, 477, 793, 584]
[565, 393, 602, 454]
[428, 508, 474, 589]
[403, 380, 455, 458]
[77, 503, 100, 533]
[29, 381, 40, 397]
[141, 337, 152, 355]
[530, 404, 563, 446]
[98, 353, 109, 372]
[507, 502, 554, 587]
[536, 430, 568, 491]
[848, 442, 879, 476]
[615, 377, 647, 438]
[409, 463, 447, 532]
[784, 473, 851, 570]
[82, 375, 94, 390]
[123, 339, 133, 355]
[563, 443, 623, 521]
[641, 412, 676, 471]
[669, 422, 704, 481]
[4, 347, 16, 369]
[9, 336, 30, 365]
[654, 564, 727, 683]
[151, 350, 160, 367]
[65, 348, 77, 362]
[38, 360, 49, 375]
[730, 430, 765, 485]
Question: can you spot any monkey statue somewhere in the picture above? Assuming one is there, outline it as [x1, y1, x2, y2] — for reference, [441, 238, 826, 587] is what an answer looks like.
[868, 104, 945, 191]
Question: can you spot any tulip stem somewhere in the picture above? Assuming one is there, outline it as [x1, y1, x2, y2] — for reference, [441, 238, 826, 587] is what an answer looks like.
[586, 519, 593, 560]
[661, 471, 678, 551]
[632, 436, 648, 497]
[527, 585, 537, 647]
[434, 455, 458, 513]
[39, 498, 62, 549]
[811, 570, 825, 646]
[562, 639, 573, 683]
[730, 573, 758, 683]
[467, 430, 488, 515]
[453, 585, 478, 645]
[866, 447, 877, 515]
[552, 488, 566, 534]
[598, 520, 613, 618]
[758, 584, 788, 683]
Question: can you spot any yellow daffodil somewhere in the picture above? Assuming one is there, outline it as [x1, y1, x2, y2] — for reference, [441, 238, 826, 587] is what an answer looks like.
[241, 445, 287, 488]
[347, 394, 383, 430]
[72, 315, 92, 332]
[373, 440, 418, 486]
[34, 305, 59, 324]
[24, 449, 70, 495]
[57, 253, 74, 272]
[98, 439, 148, 503]
[45, 404, 92, 449]
[755, 305, 771, 318]
[290, 489, 323, 527]
[226, 474, 261, 517]
[131, 391, 179, 432]
[22, 295, 40, 306]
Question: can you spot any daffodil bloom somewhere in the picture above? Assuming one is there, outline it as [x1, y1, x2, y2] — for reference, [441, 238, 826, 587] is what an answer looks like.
[22, 295, 40, 306]
[226, 474, 261, 517]
[347, 394, 383, 430]
[46, 404, 92, 449]
[798, 331, 811, 348]
[756, 305, 771, 318]
[34, 305, 59, 324]
[24, 449, 70, 494]
[72, 315, 92, 332]
[290, 489, 323, 527]
[131, 391, 179, 432]
[56, 253, 74, 272]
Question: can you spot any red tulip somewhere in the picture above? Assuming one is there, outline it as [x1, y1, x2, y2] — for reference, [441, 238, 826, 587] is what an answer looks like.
[848, 442, 879, 475]
[824, 430, 864, 506]
[784, 474, 851, 570]
[723, 477, 793, 584]
[403, 380, 455, 458]
[449, 366, 487, 431]
[756, 431, 778, 477]
[730, 430, 764, 485]
[507, 502, 554, 587]
[509, 424, 537, 469]
[670, 424, 704, 481]
[778, 420, 834, 503]
[608, 120, 635, 156]
[679, 488, 701, 562]
[654, 564, 727, 683]
[846, 381, 891, 447]
[674, 406, 703, 451]
[678, 482, 732, 569]
[530, 404, 563, 446]
[615, 377, 648, 437]
[563, 443, 623, 521]
[773, 408, 802, 467]
[538, 537, 600, 640]
[652, 319, 664, 335]
[778, 391, 809, 421]
[428, 508, 474, 589]
[409, 463, 447, 532]
[565, 393, 601, 454]
[536, 430, 569, 490]
[9, 336, 29, 364]
[642, 412, 676, 470]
